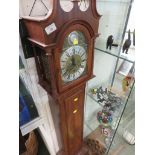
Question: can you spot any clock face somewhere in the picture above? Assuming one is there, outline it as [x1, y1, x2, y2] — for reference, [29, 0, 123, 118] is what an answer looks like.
[60, 31, 88, 83]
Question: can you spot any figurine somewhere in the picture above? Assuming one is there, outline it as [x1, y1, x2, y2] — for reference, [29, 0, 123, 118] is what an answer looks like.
[97, 87, 108, 103]
[108, 116, 113, 123]
[122, 76, 132, 92]
[98, 86, 104, 94]
[122, 29, 131, 54]
[97, 110, 113, 125]
[106, 35, 114, 50]
[91, 88, 97, 94]
[98, 87, 109, 101]
[106, 35, 119, 50]
[98, 98, 105, 103]
[97, 92, 102, 100]
[97, 111, 102, 116]
[102, 116, 108, 124]
[105, 88, 108, 93]
[97, 111, 103, 123]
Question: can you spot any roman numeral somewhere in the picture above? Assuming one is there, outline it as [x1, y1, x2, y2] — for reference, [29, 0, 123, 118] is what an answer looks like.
[80, 53, 85, 57]
[78, 70, 81, 74]
[67, 74, 70, 79]
[73, 49, 76, 54]
[78, 49, 81, 54]
[63, 71, 68, 77]
[66, 53, 70, 57]
[82, 59, 86, 62]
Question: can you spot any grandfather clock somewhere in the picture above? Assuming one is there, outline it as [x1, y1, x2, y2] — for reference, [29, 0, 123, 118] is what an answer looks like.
[22, 0, 101, 154]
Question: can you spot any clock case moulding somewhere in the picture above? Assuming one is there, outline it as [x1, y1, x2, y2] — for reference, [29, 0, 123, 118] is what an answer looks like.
[22, 0, 101, 155]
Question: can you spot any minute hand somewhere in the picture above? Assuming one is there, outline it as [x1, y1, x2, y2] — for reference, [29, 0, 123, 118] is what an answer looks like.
[72, 56, 76, 66]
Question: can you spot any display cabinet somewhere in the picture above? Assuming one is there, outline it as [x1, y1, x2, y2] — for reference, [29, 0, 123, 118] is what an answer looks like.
[83, 49, 135, 154]
[83, 0, 135, 154]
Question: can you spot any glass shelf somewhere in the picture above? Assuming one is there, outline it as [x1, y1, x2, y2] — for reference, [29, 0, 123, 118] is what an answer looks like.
[119, 49, 135, 62]
[95, 42, 120, 57]
[84, 82, 133, 151]
[95, 47, 135, 64]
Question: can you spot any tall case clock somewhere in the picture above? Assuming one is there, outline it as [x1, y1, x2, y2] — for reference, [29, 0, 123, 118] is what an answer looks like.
[22, 0, 101, 154]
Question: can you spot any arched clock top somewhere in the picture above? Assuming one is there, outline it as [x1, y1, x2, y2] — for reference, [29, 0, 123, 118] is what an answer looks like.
[55, 21, 95, 47]
[22, 0, 101, 45]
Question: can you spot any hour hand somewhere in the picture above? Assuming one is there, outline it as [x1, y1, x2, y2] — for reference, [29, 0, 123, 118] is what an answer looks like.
[72, 56, 76, 66]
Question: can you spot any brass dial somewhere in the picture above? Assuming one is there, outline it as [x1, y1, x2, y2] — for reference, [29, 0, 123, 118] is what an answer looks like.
[61, 45, 87, 82]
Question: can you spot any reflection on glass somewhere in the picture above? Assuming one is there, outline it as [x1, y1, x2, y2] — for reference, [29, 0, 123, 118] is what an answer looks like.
[19, 78, 39, 127]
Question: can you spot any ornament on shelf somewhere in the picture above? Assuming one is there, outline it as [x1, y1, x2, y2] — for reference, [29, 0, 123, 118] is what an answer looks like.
[90, 86, 122, 117]
[106, 35, 114, 50]
[90, 88, 98, 94]
[106, 35, 119, 50]
[122, 76, 132, 92]
[96, 86, 108, 103]
[122, 29, 131, 54]
[97, 111, 113, 125]
[85, 138, 106, 155]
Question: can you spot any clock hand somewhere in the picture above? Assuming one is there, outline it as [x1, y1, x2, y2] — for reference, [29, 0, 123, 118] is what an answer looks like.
[72, 56, 76, 66]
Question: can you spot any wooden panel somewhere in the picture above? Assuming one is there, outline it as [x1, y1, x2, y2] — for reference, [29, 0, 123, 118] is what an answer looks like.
[64, 88, 85, 155]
